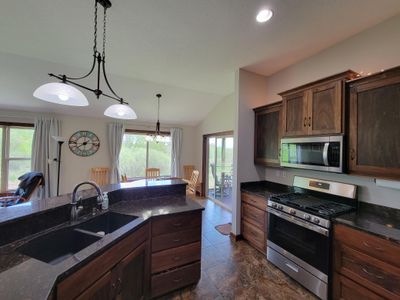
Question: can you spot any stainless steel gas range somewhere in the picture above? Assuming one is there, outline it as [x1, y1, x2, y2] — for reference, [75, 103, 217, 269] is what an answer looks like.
[266, 176, 357, 300]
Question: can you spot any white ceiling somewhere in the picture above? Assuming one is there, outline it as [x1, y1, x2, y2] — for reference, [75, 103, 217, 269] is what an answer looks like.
[0, 0, 399, 124]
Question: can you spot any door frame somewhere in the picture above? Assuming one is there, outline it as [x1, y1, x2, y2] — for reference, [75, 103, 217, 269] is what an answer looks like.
[201, 130, 234, 198]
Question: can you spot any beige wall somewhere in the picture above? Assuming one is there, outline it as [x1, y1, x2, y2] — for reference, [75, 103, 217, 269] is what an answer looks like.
[0, 109, 196, 194]
[193, 93, 235, 176]
[233, 14, 400, 235]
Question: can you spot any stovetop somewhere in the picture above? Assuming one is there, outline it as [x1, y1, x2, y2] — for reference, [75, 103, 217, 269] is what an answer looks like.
[270, 192, 355, 219]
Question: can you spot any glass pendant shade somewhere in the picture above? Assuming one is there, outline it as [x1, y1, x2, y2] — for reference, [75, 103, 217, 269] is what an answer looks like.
[104, 103, 137, 120]
[33, 82, 89, 106]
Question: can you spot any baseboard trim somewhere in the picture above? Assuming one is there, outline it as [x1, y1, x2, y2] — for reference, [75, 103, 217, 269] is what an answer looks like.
[230, 232, 243, 242]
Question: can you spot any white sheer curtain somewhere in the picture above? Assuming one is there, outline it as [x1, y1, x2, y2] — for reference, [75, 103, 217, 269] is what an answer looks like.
[107, 123, 125, 184]
[31, 117, 61, 198]
[170, 128, 183, 177]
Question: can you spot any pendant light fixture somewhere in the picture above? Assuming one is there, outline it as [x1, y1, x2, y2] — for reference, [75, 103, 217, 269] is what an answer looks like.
[33, 0, 137, 120]
[146, 94, 169, 143]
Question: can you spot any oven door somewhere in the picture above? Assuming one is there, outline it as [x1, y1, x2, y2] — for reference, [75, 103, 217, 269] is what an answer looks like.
[267, 208, 330, 276]
[280, 136, 343, 173]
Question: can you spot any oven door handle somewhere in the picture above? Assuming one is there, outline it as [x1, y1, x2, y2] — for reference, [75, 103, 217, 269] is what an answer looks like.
[323, 142, 329, 166]
[268, 208, 329, 237]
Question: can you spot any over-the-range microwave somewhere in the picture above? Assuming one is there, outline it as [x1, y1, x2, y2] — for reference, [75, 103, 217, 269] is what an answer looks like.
[280, 135, 344, 173]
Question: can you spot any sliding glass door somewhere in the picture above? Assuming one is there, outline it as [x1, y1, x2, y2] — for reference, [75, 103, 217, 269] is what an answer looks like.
[206, 134, 234, 210]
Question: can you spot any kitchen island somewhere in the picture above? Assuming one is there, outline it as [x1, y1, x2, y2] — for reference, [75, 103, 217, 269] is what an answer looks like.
[0, 179, 204, 300]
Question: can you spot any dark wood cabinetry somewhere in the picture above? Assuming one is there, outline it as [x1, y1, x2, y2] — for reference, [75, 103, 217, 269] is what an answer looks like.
[241, 192, 267, 253]
[333, 224, 400, 299]
[57, 224, 149, 300]
[280, 71, 358, 137]
[254, 102, 282, 167]
[348, 67, 400, 180]
[150, 211, 202, 298]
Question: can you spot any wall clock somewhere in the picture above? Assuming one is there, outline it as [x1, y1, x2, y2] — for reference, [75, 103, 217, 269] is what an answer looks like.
[68, 130, 100, 157]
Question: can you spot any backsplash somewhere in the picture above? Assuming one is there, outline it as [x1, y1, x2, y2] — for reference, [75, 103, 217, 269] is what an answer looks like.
[260, 167, 400, 210]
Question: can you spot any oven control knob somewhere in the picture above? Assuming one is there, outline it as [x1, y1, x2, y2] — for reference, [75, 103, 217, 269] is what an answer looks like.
[272, 203, 277, 208]
[313, 217, 320, 224]
[304, 214, 311, 221]
[278, 205, 284, 210]
[289, 209, 296, 215]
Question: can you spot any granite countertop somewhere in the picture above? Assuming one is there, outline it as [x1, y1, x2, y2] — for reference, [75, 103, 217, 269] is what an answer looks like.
[240, 180, 292, 199]
[334, 202, 400, 244]
[0, 194, 203, 300]
[0, 178, 187, 225]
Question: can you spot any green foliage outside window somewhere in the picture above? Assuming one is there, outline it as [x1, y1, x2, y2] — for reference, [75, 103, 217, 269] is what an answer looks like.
[119, 133, 171, 179]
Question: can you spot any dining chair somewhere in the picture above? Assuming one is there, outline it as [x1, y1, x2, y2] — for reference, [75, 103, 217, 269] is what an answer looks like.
[183, 165, 195, 181]
[146, 168, 160, 179]
[90, 167, 110, 186]
[186, 170, 200, 195]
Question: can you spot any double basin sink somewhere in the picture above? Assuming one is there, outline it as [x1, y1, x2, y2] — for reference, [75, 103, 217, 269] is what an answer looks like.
[18, 212, 137, 265]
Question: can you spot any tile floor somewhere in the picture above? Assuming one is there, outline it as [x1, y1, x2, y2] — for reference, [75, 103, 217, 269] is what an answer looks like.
[157, 197, 316, 300]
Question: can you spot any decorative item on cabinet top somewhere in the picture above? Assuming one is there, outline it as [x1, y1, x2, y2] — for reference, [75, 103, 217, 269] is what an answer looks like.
[68, 130, 100, 157]
[279, 70, 359, 137]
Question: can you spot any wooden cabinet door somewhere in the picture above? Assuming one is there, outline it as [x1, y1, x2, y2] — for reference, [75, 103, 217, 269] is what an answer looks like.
[348, 70, 400, 179]
[76, 271, 113, 300]
[308, 80, 342, 134]
[115, 242, 146, 300]
[282, 91, 308, 137]
[333, 273, 383, 300]
[254, 102, 282, 167]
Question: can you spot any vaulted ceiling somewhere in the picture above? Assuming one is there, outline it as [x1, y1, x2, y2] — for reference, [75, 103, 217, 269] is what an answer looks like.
[0, 0, 399, 124]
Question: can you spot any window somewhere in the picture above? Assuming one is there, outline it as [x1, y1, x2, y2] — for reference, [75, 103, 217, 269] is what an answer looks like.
[119, 132, 171, 178]
[0, 125, 34, 191]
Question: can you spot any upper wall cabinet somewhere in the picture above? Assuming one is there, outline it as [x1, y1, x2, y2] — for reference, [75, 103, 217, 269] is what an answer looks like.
[348, 67, 400, 180]
[254, 101, 282, 167]
[280, 71, 358, 137]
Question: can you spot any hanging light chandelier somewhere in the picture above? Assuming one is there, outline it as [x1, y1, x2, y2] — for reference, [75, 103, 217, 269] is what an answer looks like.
[33, 0, 137, 120]
[146, 94, 169, 143]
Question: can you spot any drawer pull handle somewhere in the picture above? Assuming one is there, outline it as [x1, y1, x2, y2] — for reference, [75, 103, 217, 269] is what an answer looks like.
[362, 241, 383, 251]
[173, 256, 181, 261]
[308, 117, 311, 127]
[303, 117, 307, 127]
[362, 267, 384, 280]
[285, 262, 299, 273]
[172, 239, 181, 242]
[173, 223, 182, 227]
[172, 278, 182, 283]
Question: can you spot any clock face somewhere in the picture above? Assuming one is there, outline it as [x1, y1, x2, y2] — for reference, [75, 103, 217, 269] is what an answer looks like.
[68, 130, 100, 157]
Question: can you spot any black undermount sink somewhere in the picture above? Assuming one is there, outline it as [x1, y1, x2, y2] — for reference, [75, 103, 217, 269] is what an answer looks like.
[17, 212, 136, 265]
[76, 211, 138, 235]
[18, 227, 101, 265]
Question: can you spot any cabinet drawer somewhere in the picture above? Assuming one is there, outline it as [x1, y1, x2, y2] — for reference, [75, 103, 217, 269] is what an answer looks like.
[151, 241, 201, 274]
[242, 220, 265, 253]
[334, 224, 400, 268]
[152, 212, 201, 237]
[333, 272, 383, 300]
[151, 262, 201, 298]
[242, 192, 267, 210]
[335, 243, 400, 299]
[152, 227, 201, 253]
[242, 202, 265, 230]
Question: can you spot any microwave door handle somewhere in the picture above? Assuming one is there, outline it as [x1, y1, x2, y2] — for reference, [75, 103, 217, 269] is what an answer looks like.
[323, 142, 329, 166]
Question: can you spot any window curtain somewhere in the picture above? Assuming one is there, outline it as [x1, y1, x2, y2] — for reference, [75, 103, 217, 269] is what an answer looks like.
[170, 128, 183, 177]
[31, 117, 61, 198]
[107, 123, 125, 184]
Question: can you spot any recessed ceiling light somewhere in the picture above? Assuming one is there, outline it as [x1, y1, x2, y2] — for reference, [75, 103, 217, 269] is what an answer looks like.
[256, 9, 273, 23]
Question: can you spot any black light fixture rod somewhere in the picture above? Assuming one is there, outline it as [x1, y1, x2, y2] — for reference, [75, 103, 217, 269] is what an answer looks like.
[48, 73, 128, 105]
[97, 0, 112, 9]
